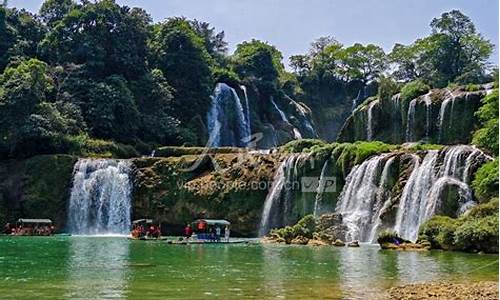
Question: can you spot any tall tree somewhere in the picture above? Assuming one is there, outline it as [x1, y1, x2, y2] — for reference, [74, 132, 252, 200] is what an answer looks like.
[232, 39, 284, 82]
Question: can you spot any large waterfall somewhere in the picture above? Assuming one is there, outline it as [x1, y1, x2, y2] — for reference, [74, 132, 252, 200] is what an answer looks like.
[334, 145, 489, 242]
[207, 83, 251, 147]
[67, 159, 132, 235]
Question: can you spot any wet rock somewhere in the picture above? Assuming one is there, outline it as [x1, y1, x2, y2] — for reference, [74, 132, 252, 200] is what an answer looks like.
[380, 242, 428, 251]
[315, 213, 348, 242]
[291, 236, 309, 245]
[333, 239, 346, 247]
[347, 240, 360, 247]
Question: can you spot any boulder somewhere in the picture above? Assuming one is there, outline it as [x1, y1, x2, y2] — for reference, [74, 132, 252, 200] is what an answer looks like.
[333, 239, 346, 247]
[291, 236, 309, 245]
[347, 240, 360, 247]
[315, 213, 348, 242]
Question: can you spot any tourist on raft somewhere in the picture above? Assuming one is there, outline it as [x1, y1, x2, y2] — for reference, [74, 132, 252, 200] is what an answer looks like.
[184, 224, 193, 238]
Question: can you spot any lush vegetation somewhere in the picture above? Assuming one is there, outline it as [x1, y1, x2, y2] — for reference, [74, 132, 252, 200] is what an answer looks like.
[471, 159, 499, 203]
[472, 89, 499, 155]
[269, 215, 316, 244]
[418, 199, 499, 253]
[0, 2, 495, 159]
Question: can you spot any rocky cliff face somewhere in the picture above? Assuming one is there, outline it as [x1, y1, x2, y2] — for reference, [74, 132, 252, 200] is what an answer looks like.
[338, 85, 492, 144]
[0, 155, 77, 229]
[131, 151, 281, 236]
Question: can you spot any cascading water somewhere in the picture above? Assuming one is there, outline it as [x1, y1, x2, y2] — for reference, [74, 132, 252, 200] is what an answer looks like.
[405, 99, 417, 142]
[271, 97, 303, 140]
[423, 93, 432, 139]
[335, 154, 391, 242]
[367, 100, 378, 141]
[438, 90, 455, 143]
[207, 83, 250, 147]
[67, 159, 132, 235]
[259, 154, 311, 236]
[335, 145, 490, 242]
[240, 85, 252, 136]
[393, 152, 439, 241]
[313, 160, 330, 217]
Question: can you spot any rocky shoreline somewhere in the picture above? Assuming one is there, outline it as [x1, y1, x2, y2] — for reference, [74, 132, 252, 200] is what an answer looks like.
[383, 281, 499, 300]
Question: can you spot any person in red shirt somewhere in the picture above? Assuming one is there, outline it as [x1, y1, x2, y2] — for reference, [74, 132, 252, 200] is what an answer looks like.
[184, 224, 193, 237]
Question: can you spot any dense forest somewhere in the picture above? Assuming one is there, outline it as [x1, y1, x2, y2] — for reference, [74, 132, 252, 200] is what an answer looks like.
[0, 0, 497, 159]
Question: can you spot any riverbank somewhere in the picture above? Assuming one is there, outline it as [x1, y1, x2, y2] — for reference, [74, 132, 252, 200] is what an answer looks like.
[384, 281, 499, 300]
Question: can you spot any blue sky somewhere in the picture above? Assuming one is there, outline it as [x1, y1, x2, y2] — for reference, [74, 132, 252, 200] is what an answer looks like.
[9, 0, 499, 66]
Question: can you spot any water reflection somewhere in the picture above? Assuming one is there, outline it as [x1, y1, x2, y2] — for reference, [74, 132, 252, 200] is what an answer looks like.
[65, 237, 130, 299]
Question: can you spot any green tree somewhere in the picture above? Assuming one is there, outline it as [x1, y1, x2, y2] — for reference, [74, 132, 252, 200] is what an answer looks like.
[0, 59, 52, 156]
[40, 0, 151, 80]
[472, 90, 498, 154]
[39, 0, 76, 27]
[150, 17, 214, 130]
[337, 43, 387, 83]
[190, 19, 228, 64]
[232, 39, 284, 82]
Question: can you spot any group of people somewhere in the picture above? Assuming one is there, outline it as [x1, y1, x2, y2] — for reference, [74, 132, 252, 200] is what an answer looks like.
[3, 223, 54, 236]
[184, 223, 230, 242]
[130, 223, 161, 239]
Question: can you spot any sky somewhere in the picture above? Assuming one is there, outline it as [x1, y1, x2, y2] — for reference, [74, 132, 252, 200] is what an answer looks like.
[9, 0, 500, 67]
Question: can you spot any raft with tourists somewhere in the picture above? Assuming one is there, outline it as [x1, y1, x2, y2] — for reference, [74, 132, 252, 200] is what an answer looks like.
[168, 219, 249, 245]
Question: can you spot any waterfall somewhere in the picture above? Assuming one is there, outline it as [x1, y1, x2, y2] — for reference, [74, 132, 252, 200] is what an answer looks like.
[334, 145, 490, 242]
[438, 90, 455, 143]
[368, 156, 396, 242]
[367, 100, 377, 141]
[271, 96, 289, 123]
[313, 160, 330, 217]
[271, 97, 302, 140]
[207, 83, 250, 147]
[405, 99, 417, 142]
[259, 154, 311, 236]
[335, 154, 390, 242]
[394, 145, 487, 241]
[240, 85, 252, 137]
[393, 152, 438, 241]
[68, 159, 132, 235]
[424, 93, 432, 139]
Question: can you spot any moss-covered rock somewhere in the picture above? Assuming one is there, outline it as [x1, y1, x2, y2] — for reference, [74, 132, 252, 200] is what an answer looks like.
[0, 155, 77, 229]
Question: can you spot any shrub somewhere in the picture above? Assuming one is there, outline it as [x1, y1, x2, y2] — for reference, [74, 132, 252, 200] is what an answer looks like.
[332, 142, 395, 175]
[378, 76, 401, 105]
[400, 80, 430, 102]
[466, 198, 499, 218]
[471, 159, 499, 203]
[472, 90, 499, 154]
[418, 216, 458, 249]
[280, 139, 326, 153]
[454, 214, 499, 253]
[270, 215, 316, 242]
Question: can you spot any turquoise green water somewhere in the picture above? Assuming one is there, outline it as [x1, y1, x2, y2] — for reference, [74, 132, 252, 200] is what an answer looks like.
[0, 236, 497, 299]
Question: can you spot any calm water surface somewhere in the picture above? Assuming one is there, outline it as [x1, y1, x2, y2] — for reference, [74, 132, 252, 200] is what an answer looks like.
[0, 236, 497, 299]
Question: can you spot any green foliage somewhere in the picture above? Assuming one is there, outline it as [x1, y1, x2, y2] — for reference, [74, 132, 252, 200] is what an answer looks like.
[232, 39, 284, 83]
[280, 139, 326, 153]
[472, 90, 499, 154]
[407, 143, 444, 151]
[62, 134, 138, 158]
[150, 17, 214, 129]
[467, 198, 499, 219]
[400, 80, 430, 102]
[418, 199, 499, 253]
[270, 214, 316, 243]
[454, 214, 499, 253]
[40, 0, 150, 79]
[332, 141, 394, 175]
[472, 159, 499, 203]
[418, 216, 458, 249]
[378, 76, 400, 105]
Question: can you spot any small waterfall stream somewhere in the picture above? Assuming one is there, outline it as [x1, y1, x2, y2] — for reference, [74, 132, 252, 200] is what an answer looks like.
[271, 97, 303, 140]
[367, 100, 377, 141]
[207, 83, 250, 147]
[259, 154, 311, 236]
[438, 90, 455, 143]
[67, 159, 132, 235]
[405, 99, 417, 142]
[313, 160, 330, 217]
